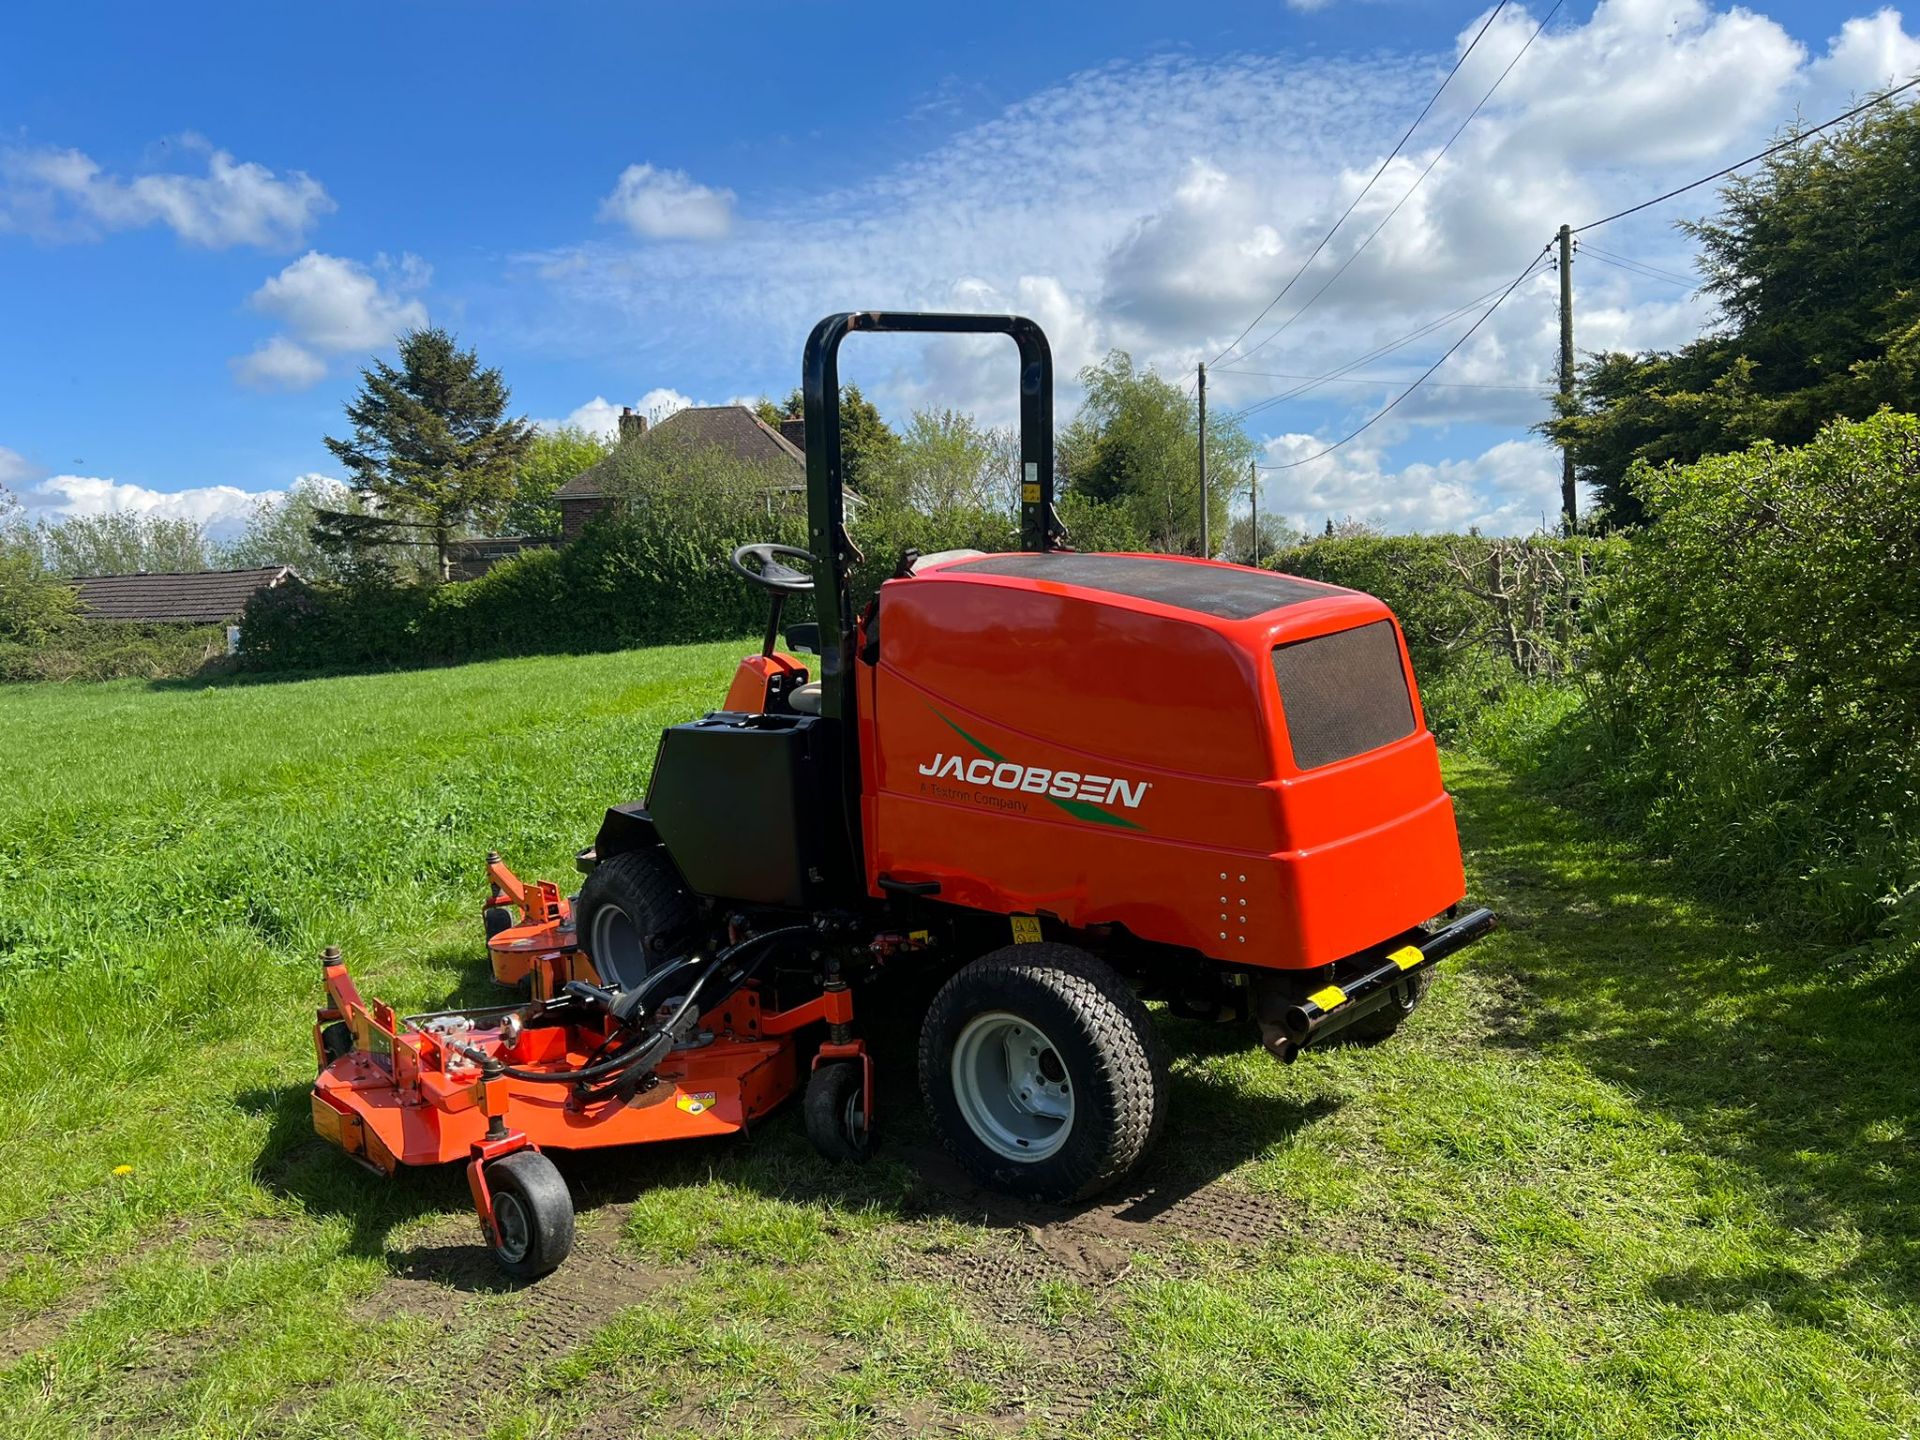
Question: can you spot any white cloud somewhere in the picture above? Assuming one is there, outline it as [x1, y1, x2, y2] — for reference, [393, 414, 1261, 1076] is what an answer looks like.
[14, 473, 278, 537]
[248, 251, 430, 352]
[598, 164, 735, 240]
[539, 387, 696, 440]
[1810, 8, 1920, 93]
[231, 335, 327, 391]
[0, 445, 38, 490]
[1260, 432, 1575, 535]
[523, 1, 1917, 533]
[0, 136, 333, 248]
[233, 251, 431, 391]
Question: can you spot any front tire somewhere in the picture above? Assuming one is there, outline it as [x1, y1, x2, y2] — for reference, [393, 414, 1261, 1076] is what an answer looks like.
[574, 849, 696, 990]
[919, 943, 1167, 1203]
[804, 1060, 875, 1164]
[485, 1149, 574, 1280]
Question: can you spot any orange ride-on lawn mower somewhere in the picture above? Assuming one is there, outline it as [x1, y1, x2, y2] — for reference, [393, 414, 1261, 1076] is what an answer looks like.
[310, 311, 1496, 1277]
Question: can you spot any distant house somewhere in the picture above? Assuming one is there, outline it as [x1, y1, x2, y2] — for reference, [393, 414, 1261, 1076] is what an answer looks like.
[444, 536, 553, 582]
[69, 565, 300, 624]
[554, 404, 822, 540]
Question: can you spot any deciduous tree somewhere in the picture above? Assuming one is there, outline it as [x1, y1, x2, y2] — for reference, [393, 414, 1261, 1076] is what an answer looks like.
[500, 426, 610, 538]
[0, 489, 76, 643]
[39, 510, 212, 576]
[1058, 352, 1251, 554]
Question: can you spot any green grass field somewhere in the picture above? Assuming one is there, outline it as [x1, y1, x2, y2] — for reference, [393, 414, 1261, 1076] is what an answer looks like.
[0, 642, 1914, 1439]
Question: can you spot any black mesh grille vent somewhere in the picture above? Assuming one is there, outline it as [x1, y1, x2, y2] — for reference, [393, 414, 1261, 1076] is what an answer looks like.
[950, 553, 1327, 619]
[1270, 620, 1416, 770]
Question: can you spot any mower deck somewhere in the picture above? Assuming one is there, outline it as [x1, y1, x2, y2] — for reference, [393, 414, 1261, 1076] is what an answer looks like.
[311, 992, 796, 1173]
[309, 860, 870, 1277]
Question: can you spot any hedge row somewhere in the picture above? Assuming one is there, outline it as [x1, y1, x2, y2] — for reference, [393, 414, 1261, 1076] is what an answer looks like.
[0, 621, 230, 682]
[1581, 410, 1920, 940]
[1274, 533, 1624, 738]
[238, 500, 1036, 672]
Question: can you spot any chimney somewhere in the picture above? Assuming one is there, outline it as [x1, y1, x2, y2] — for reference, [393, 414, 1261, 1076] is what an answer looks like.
[618, 407, 649, 443]
[779, 416, 805, 452]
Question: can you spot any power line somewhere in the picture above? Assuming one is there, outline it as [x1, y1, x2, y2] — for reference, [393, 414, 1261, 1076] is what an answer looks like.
[1575, 242, 1694, 287]
[1256, 243, 1552, 471]
[1572, 75, 1920, 234]
[1206, 0, 1512, 368]
[1226, 261, 1553, 421]
[1226, 0, 1567, 371]
[1226, 283, 1521, 419]
[1582, 251, 1689, 289]
[1215, 368, 1553, 392]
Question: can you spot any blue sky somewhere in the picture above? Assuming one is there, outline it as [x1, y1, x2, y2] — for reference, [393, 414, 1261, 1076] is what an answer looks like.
[3, 0, 1915, 536]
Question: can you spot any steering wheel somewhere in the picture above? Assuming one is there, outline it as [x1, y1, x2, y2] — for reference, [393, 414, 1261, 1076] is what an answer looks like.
[730, 543, 817, 594]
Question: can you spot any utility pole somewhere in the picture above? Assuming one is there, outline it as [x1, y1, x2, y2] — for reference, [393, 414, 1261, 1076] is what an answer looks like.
[1197, 362, 1209, 558]
[1249, 459, 1261, 568]
[1557, 223, 1577, 533]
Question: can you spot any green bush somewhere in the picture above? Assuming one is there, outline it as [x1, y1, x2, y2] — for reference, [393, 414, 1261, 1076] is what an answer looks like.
[1273, 534, 1623, 738]
[0, 621, 229, 682]
[1583, 411, 1920, 939]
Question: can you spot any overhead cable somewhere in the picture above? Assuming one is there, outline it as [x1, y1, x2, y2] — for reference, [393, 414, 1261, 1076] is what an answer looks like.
[1255, 244, 1552, 471]
[1227, 0, 1567, 371]
[1206, 0, 1513, 367]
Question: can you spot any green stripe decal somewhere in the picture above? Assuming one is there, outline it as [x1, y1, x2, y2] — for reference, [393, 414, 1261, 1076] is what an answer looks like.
[929, 707, 1145, 830]
[933, 709, 1007, 765]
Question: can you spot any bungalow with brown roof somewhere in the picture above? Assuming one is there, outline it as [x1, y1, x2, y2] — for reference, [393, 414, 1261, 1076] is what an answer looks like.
[554, 404, 830, 540]
[69, 566, 300, 624]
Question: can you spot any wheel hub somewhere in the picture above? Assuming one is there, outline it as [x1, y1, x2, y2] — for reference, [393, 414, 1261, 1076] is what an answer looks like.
[493, 1190, 530, 1263]
[589, 904, 647, 990]
[951, 1011, 1075, 1162]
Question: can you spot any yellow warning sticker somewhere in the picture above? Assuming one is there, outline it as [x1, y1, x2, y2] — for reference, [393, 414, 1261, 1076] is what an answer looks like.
[1389, 945, 1424, 971]
[1011, 915, 1043, 945]
[676, 1092, 717, 1115]
[1021, 482, 1042, 503]
[1308, 984, 1348, 1011]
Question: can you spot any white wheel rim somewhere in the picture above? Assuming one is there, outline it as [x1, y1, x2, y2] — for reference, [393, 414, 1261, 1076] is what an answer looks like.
[950, 1011, 1074, 1162]
[589, 905, 648, 990]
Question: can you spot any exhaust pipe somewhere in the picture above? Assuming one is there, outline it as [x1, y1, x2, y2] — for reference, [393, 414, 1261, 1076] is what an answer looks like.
[1274, 907, 1498, 1055]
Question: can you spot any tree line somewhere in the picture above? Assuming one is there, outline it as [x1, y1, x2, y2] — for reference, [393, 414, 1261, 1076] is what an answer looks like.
[1549, 91, 1920, 527]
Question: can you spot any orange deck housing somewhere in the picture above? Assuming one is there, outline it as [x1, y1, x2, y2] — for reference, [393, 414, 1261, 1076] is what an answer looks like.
[858, 553, 1466, 970]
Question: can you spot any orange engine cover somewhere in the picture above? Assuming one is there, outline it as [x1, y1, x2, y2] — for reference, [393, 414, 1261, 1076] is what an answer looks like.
[860, 552, 1466, 970]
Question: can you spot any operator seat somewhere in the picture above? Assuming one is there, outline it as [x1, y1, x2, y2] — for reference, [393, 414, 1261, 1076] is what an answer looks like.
[789, 682, 823, 715]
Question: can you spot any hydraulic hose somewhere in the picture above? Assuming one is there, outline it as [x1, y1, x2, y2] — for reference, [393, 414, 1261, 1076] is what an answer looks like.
[466, 925, 812, 1086]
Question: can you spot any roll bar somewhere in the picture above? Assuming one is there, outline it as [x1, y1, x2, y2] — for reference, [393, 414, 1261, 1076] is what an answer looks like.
[801, 311, 1057, 723]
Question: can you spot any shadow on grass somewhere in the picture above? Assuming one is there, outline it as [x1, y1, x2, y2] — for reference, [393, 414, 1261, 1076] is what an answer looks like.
[1448, 758, 1920, 1312]
[241, 997, 1332, 1287]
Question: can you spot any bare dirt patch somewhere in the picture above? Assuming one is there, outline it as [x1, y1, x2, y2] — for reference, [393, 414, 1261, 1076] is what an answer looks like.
[902, 1142, 1291, 1264]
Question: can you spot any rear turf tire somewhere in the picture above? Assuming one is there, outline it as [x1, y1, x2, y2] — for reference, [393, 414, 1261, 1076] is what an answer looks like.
[573, 849, 696, 990]
[484, 1150, 574, 1280]
[919, 943, 1167, 1203]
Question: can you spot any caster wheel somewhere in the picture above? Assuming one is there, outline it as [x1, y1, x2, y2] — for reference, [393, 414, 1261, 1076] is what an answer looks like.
[319, 1020, 353, 1063]
[485, 1150, 574, 1279]
[804, 1060, 875, 1164]
[483, 905, 514, 940]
